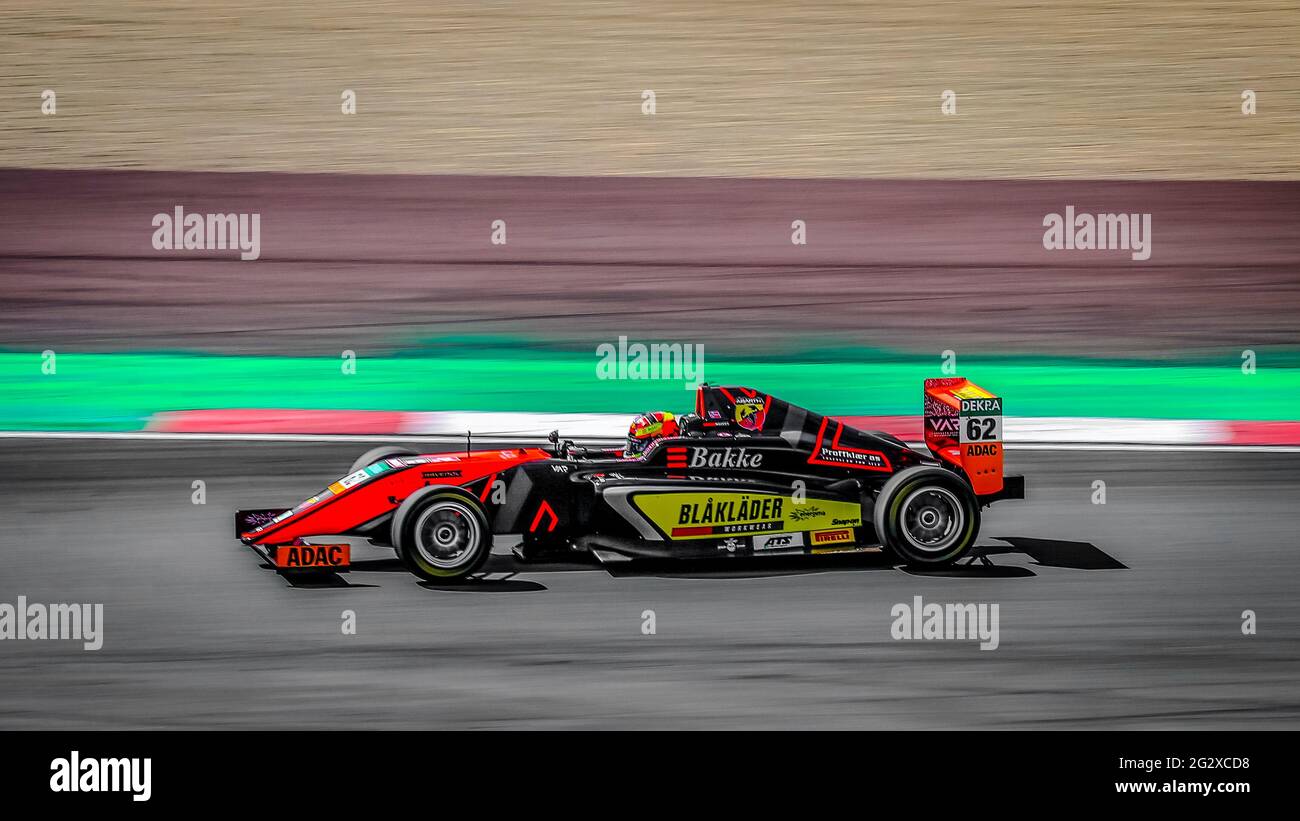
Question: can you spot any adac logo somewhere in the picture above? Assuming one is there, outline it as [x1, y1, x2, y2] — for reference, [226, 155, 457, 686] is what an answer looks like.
[689, 447, 763, 469]
[278, 543, 349, 569]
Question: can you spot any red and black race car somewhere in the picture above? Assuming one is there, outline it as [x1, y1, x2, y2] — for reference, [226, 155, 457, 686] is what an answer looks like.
[236, 379, 1024, 581]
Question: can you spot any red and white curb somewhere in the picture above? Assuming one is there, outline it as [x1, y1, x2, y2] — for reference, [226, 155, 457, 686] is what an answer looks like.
[144, 409, 1300, 447]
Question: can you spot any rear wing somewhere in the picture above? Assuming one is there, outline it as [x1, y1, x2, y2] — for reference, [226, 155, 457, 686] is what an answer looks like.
[923, 377, 1004, 495]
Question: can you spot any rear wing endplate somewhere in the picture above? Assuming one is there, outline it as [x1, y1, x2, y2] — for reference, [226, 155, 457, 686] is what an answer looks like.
[923, 377, 1004, 495]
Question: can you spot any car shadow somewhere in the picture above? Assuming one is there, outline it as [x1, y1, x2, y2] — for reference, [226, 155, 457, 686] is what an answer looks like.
[265, 569, 381, 589]
[318, 537, 1120, 590]
[600, 552, 897, 580]
[989, 536, 1126, 570]
[419, 574, 548, 593]
[899, 561, 1037, 579]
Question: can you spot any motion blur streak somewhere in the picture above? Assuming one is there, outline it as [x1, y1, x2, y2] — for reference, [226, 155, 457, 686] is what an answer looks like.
[2, 169, 1297, 358]
[1, 1, 1297, 178]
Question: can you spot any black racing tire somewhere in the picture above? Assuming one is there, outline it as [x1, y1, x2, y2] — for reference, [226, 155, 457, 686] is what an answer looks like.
[391, 488, 492, 582]
[873, 466, 980, 566]
[348, 445, 418, 475]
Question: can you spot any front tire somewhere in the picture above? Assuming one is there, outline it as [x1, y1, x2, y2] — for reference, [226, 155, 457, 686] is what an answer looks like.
[874, 467, 980, 566]
[392, 489, 492, 581]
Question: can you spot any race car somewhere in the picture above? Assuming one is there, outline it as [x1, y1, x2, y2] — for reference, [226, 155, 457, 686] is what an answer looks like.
[235, 379, 1024, 581]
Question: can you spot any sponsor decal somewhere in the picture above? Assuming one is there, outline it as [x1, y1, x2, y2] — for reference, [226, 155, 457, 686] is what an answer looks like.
[678, 494, 783, 526]
[959, 397, 1002, 414]
[753, 532, 803, 551]
[422, 470, 462, 480]
[689, 447, 763, 469]
[667, 445, 688, 469]
[958, 391, 1004, 493]
[734, 397, 767, 431]
[634, 492, 863, 540]
[710, 521, 781, 535]
[337, 469, 369, 489]
[717, 536, 746, 553]
[930, 415, 958, 436]
[788, 504, 826, 521]
[812, 528, 853, 546]
[276, 543, 350, 570]
[831, 517, 862, 526]
[816, 447, 886, 469]
[807, 418, 892, 472]
[241, 509, 284, 528]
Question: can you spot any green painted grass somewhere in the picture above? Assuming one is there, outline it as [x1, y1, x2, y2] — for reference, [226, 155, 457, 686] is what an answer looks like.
[1, 349, 1293, 431]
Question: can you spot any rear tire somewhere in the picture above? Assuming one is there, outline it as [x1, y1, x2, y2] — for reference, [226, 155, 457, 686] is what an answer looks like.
[874, 467, 980, 566]
[348, 445, 418, 475]
[392, 489, 492, 582]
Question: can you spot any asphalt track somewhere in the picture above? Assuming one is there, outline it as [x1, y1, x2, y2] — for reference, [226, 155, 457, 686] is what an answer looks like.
[1, 439, 1297, 730]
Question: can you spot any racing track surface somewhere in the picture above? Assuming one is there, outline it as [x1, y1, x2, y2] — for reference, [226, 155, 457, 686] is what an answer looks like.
[1, 439, 1297, 729]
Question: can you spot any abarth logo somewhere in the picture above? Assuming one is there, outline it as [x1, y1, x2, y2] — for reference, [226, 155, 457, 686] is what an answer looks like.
[689, 447, 763, 469]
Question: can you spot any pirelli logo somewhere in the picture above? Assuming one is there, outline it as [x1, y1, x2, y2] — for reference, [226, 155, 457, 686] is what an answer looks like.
[666, 446, 687, 469]
[812, 528, 853, 546]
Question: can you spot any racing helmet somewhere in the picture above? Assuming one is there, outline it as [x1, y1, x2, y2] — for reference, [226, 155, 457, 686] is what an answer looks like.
[624, 411, 679, 457]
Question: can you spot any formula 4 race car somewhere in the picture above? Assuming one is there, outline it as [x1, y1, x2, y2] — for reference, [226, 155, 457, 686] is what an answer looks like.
[236, 380, 1024, 581]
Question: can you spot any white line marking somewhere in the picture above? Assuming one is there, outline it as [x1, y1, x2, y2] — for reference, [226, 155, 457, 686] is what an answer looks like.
[1, 430, 1298, 452]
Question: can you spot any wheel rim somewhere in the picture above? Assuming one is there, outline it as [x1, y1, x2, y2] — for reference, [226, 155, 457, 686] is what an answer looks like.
[413, 500, 481, 569]
[899, 486, 964, 553]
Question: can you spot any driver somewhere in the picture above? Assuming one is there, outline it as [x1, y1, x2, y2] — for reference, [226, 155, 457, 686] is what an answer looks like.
[624, 410, 680, 457]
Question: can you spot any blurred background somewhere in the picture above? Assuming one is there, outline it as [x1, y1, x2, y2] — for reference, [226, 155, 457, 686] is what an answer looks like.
[3, 0, 1298, 178]
[2, 0, 1299, 733]
[0, 0, 1297, 429]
